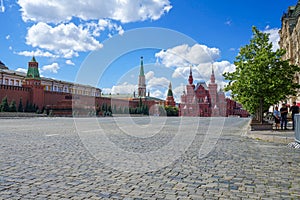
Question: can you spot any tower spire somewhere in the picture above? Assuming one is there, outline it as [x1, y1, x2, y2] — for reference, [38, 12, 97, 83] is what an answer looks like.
[167, 82, 173, 97]
[210, 64, 215, 84]
[138, 56, 146, 97]
[139, 56, 144, 76]
[188, 66, 193, 85]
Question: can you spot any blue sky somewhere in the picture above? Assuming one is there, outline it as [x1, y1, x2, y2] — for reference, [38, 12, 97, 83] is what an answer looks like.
[0, 0, 297, 101]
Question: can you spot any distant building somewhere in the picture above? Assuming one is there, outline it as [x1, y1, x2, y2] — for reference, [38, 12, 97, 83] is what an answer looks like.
[179, 66, 248, 117]
[179, 66, 226, 117]
[0, 56, 248, 117]
[279, 0, 300, 104]
[102, 56, 166, 116]
[0, 57, 111, 115]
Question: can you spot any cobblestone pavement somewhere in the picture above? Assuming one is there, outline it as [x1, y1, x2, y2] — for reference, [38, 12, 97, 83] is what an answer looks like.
[0, 117, 300, 199]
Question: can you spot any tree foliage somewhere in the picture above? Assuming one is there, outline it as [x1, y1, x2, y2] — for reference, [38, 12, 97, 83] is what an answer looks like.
[165, 106, 179, 116]
[18, 98, 23, 112]
[0, 96, 9, 112]
[223, 26, 300, 121]
[9, 100, 17, 112]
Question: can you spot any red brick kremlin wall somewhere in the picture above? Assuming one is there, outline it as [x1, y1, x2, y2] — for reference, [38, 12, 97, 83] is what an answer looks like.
[0, 85, 31, 107]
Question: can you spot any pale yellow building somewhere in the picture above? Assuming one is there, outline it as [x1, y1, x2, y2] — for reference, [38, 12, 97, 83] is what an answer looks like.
[279, 1, 300, 104]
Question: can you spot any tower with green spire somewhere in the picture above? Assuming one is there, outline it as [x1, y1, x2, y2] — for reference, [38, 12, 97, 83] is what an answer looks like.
[23, 57, 44, 110]
[165, 82, 176, 107]
[26, 56, 41, 80]
[138, 56, 146, 97]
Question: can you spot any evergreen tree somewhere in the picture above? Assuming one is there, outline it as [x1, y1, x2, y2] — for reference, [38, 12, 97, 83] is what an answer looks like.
[9, 100, 17, 112]
[124, 107, 129, 114]
[18, 98, 23, 112]
[1, 96, 9, 112]
[118, 107, 123, 114]
[223, 26, 300, 123]
[25, 101, 30, 112]
[112, 104, 117, 114]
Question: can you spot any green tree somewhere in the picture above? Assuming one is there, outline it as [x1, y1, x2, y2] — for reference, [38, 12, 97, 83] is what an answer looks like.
[165, 106, 179, 116]
[223, 26, 300, 123]
[9, 100, 17, 112]
[18, 98, 23, 112]
[1, 96, 9, 112]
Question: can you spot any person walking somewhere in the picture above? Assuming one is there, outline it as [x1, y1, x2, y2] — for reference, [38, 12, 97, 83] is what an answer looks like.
[290, 102, 299, 130]
[280, 103, 288, 130]
[273, 106, 281, 130]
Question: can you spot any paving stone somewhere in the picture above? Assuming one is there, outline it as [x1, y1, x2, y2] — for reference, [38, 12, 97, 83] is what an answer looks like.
[0, 117, 299, 199]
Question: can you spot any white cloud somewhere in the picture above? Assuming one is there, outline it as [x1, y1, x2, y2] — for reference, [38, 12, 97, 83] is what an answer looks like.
[26, 22, 103, 58]
[263, 27, 280, 52]
[173, 85, 185, 103]
[151, 89, 164, 99]
[155, 44, 220, 68]
[42, 63, 60, 73]
[18, 0, 172, 24]
[147, 77, 170, 89]
[16, 48, 58, 58]
[111, 82, 137, 94]
[145, 71, 154, 80]
[17, 1, 171, 60]
[5, 35, 10, 40]
[145, 71, 170, 93]
[65, 60, 75, 66]
[0, 0, 5, 13]
[85, 19, 124, 37]
[101, 88, 112, 94]
[16, 68, 27, 73]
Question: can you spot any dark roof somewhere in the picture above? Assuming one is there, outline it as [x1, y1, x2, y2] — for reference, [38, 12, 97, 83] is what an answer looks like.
[0, 60, 8, 70]
[282, 2, 300, 32]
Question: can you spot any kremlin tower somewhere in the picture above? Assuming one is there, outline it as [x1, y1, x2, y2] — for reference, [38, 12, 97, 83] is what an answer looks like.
[23, 57, 45, 110]
[165, 82, 176, 107]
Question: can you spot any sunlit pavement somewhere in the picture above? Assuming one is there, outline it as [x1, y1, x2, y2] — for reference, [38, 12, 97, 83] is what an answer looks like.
[0, 117, 299, 199]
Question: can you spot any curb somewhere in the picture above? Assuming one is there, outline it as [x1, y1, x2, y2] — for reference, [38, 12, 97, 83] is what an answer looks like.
[246, 129, 295, 144]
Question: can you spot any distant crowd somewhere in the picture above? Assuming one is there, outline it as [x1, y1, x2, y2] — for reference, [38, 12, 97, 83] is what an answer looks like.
[273, 102, 299, 130]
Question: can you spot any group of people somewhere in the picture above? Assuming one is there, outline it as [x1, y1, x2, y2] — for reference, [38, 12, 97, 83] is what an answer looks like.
[273, 102, 299, 130]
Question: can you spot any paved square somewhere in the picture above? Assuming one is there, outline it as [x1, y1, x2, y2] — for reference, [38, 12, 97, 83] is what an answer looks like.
[0, 117, 300, 199]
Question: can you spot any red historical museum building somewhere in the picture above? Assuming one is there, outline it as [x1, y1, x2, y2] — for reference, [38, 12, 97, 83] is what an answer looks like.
[179, 66, 249, 117]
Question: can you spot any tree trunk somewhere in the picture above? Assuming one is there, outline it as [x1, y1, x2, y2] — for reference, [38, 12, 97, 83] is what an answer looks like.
[254, 97, 264, 124]
[258, 97, 264, 124]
